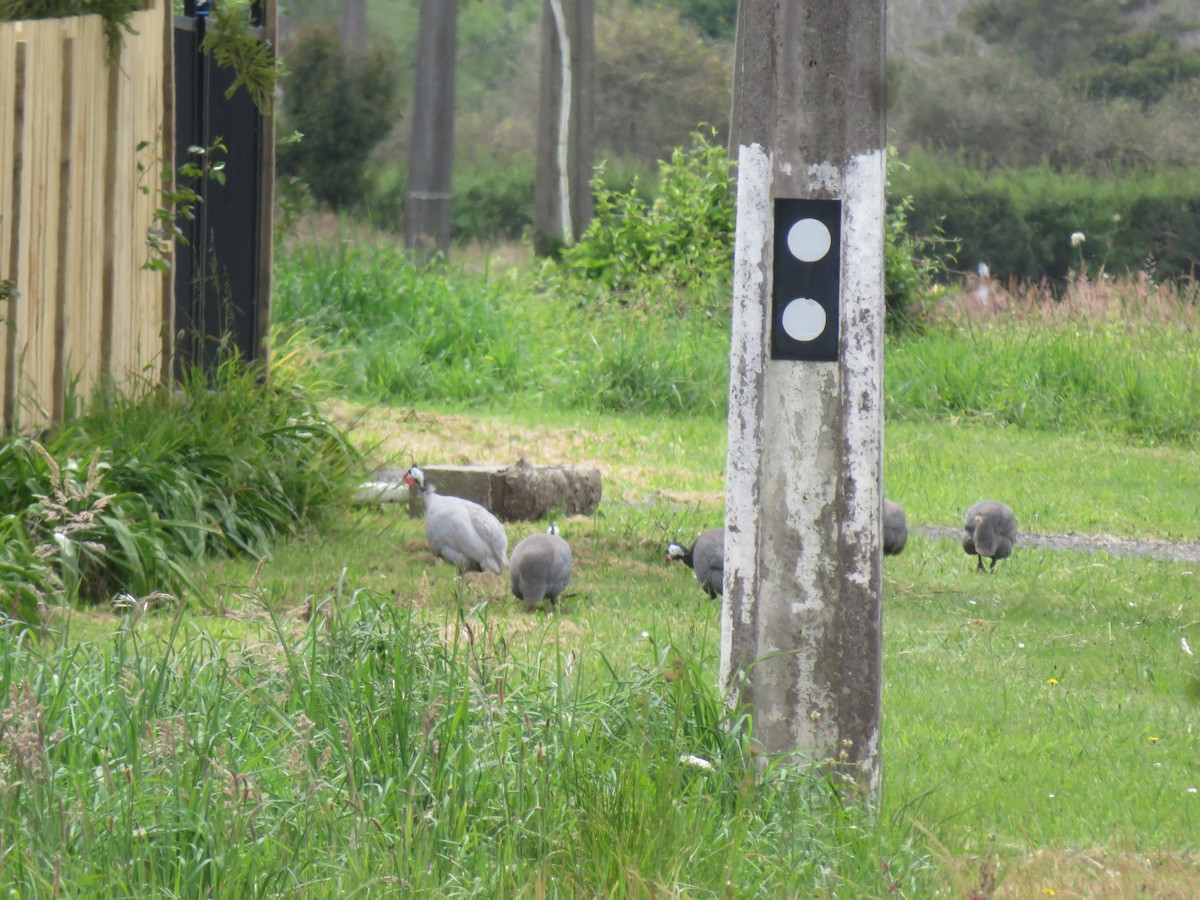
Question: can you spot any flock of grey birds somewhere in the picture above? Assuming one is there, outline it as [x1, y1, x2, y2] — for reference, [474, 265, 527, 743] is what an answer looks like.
[402, 465, 1017, 608]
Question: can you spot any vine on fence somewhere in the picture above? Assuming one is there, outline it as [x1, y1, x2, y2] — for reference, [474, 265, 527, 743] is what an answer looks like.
[138, 138, 228, 273]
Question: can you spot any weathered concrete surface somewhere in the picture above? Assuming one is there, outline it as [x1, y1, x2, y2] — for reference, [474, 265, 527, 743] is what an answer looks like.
[722, 0, 886, 799]
[356, 462, 602, 522]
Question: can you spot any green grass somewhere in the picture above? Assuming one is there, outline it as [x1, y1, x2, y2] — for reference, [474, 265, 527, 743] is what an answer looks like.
[174, 393, 1200, 895]
[5, 236, 1200, 893]
[886, 420, 1200, 540]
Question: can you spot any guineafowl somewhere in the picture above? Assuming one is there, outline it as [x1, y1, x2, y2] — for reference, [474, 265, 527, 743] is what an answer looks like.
[403, 465, 508, 574]
[510, 523, 573, 609]
[962, 500, 1017, 572]
[883, 499, 908, 556]
[666, 527, 725, 598]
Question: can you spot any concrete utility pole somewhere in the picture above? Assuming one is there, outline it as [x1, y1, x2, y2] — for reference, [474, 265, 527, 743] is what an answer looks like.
[721, 0, 887, 799]
[406, 0, 457, 261]
[533, 0, 595, 255]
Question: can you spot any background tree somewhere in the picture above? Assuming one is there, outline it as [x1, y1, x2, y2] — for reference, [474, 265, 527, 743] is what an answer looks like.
[276, 23, 400, 208]
[533, 0, 595, 254]
[593, 4, 731, 166]
[339, 0, 367, 58]
[406, 0, 458, 259]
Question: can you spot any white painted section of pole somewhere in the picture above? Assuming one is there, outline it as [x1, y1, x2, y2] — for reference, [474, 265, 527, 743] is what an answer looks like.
[548, 0, 573, 241]
[721, 151, 885, 796]
[721, 141, 771, 695]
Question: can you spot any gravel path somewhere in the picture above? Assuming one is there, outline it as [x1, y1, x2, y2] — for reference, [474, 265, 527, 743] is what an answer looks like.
[916, 525, 1200, 564]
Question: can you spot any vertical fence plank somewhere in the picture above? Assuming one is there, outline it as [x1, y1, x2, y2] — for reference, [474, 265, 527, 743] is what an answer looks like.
[64, 14, 107, 407]
[0, 27, 19, 430]
[131, 0, 168, 382]
[16, 19, 65, 428]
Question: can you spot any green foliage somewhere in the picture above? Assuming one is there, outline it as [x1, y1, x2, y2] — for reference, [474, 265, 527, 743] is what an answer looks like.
[277, 24, 401, 209]
[883, 194, 951, 333]
[0, 0, 138, 62]
[594, 5, 732, 165]
[450, 157, 534, 244]
[0, 356, 358, 619]
[886, 315, 1200, 447]
[138, 138, 228, 274]
[1077, 31, 1200, 106]
[201, 0, 284, 113]
[636, 0, 737, 39]
[552, 129, 735, 311]
[0, 590, 931, 896]
[961, 0, 1131, 77]
[891, 151, 1200, 283]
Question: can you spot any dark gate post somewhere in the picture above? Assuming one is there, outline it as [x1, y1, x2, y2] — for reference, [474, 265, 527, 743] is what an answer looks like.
[172, 0, 274, 378]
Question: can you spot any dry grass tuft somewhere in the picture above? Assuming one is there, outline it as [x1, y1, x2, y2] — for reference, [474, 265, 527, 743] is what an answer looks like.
[925, 273, 1200, 331]
[993, 848, 1200, 898]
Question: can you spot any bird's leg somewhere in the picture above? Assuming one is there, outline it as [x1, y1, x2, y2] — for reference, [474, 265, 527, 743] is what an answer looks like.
[976, 555, 986, 572]
[989, 557, 998, 572]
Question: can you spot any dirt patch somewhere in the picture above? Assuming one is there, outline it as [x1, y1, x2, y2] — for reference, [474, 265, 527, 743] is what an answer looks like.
[326, 401, 606, 471]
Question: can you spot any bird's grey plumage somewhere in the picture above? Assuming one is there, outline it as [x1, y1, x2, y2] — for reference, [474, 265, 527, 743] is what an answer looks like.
[883, 499, 908, 556]
[666, 527, 725, 598]
[963, 500, 1017, 572]
[510, 524, 572, 608]
[404, 466, 508, 574]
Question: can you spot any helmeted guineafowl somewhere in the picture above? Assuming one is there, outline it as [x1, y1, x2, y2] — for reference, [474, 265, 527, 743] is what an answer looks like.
[883, 499, 908, 556]
[403, 465, 508, 574]
[962, 499, 1017, 572]
[510, 523, 573, 609]
[666, 527, 725, 598]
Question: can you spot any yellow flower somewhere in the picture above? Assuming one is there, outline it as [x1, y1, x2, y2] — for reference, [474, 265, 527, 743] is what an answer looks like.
[1046, 678, 1059, 685]
[1042, 890, 1056, 896]
[1149, 735, 1159, 743]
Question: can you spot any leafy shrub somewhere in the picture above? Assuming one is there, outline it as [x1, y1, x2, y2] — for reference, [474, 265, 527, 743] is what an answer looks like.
[884, 194, 951, 333]
[551, 129, 736, 312]
[451, 157, 535, 243]
[892, 151, 1200, 284]
[277, 24, 401, 208]
[0, 356, 358, 618]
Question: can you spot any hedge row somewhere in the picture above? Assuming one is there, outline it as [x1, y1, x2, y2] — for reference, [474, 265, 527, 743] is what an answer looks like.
[890, 150, 1200, 285]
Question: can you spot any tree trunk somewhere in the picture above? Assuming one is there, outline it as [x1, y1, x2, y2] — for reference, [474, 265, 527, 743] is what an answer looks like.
[533, 0, 594, 256]
[406, 0, 458, 261]
[339, 0, 368, 60]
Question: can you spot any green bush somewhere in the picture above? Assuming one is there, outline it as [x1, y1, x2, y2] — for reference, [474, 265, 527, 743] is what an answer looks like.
[0, 357, 358, 619]
[450, 157, 535, 243]
[892, 151, 1200, 283]
[277, 24, 401, 209]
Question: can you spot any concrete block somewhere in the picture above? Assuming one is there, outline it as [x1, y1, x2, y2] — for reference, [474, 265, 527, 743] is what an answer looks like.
[356, 461, 602, 522]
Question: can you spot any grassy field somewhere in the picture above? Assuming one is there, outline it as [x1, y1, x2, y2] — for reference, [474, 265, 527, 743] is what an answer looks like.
[179, 401, 1200, 896]
[3, 234, 1200, 895]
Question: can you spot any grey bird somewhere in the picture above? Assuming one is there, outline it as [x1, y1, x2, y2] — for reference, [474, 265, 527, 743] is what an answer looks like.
[510, 523, 573, 609]
[883, 499, 908, 556]
[962, 500, 1017, 572]
[666, 527, 725, 598]
[403, 465, 508, 574]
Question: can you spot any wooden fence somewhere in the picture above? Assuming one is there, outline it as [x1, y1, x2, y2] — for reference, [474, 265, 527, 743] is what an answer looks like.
[0, 0, 172, 433]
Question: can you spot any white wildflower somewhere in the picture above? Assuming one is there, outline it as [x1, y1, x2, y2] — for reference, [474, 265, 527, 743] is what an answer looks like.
[1070, 232, 1086, 248]
[679, 754, 715, 772]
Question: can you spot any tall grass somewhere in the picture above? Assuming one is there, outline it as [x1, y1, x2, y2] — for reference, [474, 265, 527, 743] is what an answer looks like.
[278, 235, 1200, 450]
[274, 241, 731, 414]
[0, 355, 358, 621]
[889, 278, 1200, 446]
[0, 591, 931, 896]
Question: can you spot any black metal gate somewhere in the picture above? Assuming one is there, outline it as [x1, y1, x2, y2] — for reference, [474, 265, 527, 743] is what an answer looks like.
[173, 0, 270, 378]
